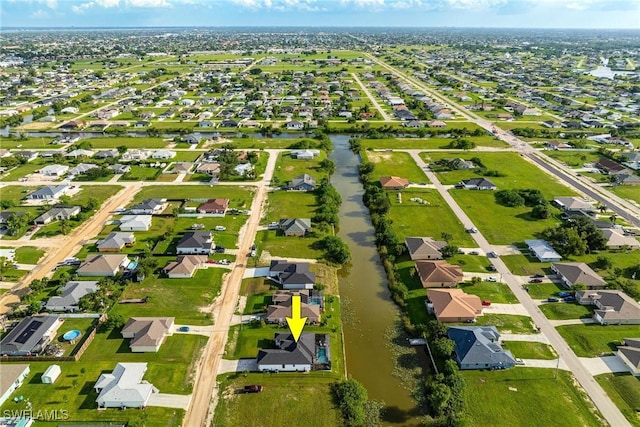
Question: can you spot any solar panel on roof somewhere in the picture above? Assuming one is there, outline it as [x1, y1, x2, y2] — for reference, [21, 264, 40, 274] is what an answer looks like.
[15, 320, 43, 344]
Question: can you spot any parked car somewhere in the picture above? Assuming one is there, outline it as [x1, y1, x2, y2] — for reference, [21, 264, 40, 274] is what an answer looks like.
[529, 279, 543, 283]
[215, 246, 225, 253]
[243, 385, 263, 393]
[191, 224, 206, 230]
[487, 265, 497, 271]
[487, 251, 498, 258]
[469, 251, 479, 255]
[214, 226, 226, 231]
[563, 296, 577, 303]
[557, 291, 571, 297]
[466, 227, 478, 233]
[267, 222, 279, 229]
[515, 358, 525, 365]
[532, 274, 545, 278]
[547, 297, 559, 302]
[178, 326, 190, 332]
[482, 300, 491, 307]
[487, 277, 497, 282]
[206, 259, 217, 264]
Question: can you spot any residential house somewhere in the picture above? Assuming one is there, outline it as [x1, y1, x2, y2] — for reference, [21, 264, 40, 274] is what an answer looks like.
[290, 149, 320, 160]
[45, 281, 99, 312]
[151, 150, 176, 160]
[576, 290, 640, 325]
[615, 172, 640, 186]
[616, 338, 640, 376]
[428, 120, 447, 128]
[234, 163, 254, 176]
[0, 315, 63, 356]
[459, 178, 497, 190]
[269, 260, 316, 290]
[95, 363, 157, 409]
[447, 326, 516, 370]
[26, 185, 70, 200]
[415, 260, 463, 288]
[121, 149, 151, 162]
[286, 120, 304, 130]
[552, 197, 596, 216]
[601, 229, 640, 250]
[69, 163, 99, 176]
[257, 333, 330, 372]
[163, 255, 207, 278]
[0, 211, 25, 227]
[198, 120, 214, 128]
[109, 164, 131, 174]
[266, 290, 321, 325]
[96, 232, 136, 252]
[76, 254, 130, 277]
[279, 218, 312, 236]
[14, 151, 38, 162]
[621, 152, 640, 170]
[525, 239, 563, 262]
[595, 157, 626, 175]
[405, 237, 447, 260]
[119, 215, 152, 231]
[0, 365, 30, 406]
[195, 162, 220, 176]
[129, 199, 166, 215]
[197, 198, 229, 215]
[95, 149, 119, 160]
[450, 158, 475, 170]
[285, 174, 316, 191]
[546, 140, 572, 150]
[380, 176, 410, 190]
[65, 149, 94, 159]
[33, 206, 81, 225]
[39, 164, 69, 176]
[551, 263, 606, 289]
[176, 231, 214, 255]
[121, 317, 174, 353]
[427, 289, 482, 323]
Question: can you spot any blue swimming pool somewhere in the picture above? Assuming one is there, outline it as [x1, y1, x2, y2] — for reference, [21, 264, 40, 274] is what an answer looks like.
[62, 330, 81, 341]
[127, 261, 138, 270]
[317, 348, 329, 363]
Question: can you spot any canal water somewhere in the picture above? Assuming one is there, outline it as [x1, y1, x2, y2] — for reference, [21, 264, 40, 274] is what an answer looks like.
[330, 135, 422, 425]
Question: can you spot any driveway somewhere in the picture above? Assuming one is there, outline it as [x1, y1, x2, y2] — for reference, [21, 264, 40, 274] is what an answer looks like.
[501, 333, 550, 344]
[521, 358, 569, 370]
[579, 356, 630, 375]
[482, 303, 529, 316]
[148, 393, 191, 409]
[243, 267, 270, 279]
[548, 318, 596, 326]
[172, 325, 214, 336]
[218, 358, 258, 374]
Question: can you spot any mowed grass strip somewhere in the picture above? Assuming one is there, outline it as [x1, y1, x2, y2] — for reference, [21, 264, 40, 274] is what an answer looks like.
[556, 324, 640, 357]
[501, 341, 557, 360]
[595, 373, 640, 426]
[459, 281, 518, 304]
[463, 368, 604, 427]
[472, 314, 536, 334]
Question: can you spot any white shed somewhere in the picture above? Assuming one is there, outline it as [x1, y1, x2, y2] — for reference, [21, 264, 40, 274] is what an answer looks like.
[41, 364, 61, 384]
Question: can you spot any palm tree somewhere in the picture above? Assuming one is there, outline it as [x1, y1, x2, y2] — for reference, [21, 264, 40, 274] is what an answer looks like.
[597, 204, 607, 214]
[59, 219, 70, 235]
[609, 214, 618, 225]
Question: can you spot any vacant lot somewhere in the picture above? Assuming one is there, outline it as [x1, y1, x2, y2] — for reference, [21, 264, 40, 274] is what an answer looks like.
[364, 151, 427, 183]
[472, 314, 536, 334]
[501, 253, 549, 276]
[463, 368, 603, 427]
[610, 185, 640, 205]
[459, 281, 518, 304]
[272, 150, 328, 184]
[84, 137, 170, 149]
[545, 150, 601, 168]
[132, 185, 254, 209]
[557, 324, 640, 357]
[360, 135, 507, 150]
[12, 246, 45, 264]
[501, 341, 556, 359]
[539, 302, 594, 320]
[526, 282, 566, 299]
[596, 373, 640, 426]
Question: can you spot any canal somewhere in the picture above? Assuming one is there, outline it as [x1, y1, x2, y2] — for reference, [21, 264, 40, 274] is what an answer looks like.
[330, 135, 423, 425]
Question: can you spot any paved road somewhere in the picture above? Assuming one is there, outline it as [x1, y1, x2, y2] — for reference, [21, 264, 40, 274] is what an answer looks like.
[182, 149, 278, 427]
[351, 72, 391, 121]
[410, 151, 631, 427]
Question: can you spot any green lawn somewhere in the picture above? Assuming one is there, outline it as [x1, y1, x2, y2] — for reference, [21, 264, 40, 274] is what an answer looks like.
[463, 368, 603, 427]
[363, 150, 427, 183]
[132, 185, 254, 208]
[111, 268, 225, 325]
[240, 277, 272, 315]
[82, 137, 170, 149]
[272, 150, 328, 184]
[0, 162, 45, 181]
[539, 302, 594, 320]
[12, 246, 45, 264]
[610, 185, 640, 205]
[545, 150, 601, 168]
[459, 281, 518, 304]
[596, 373, 640, 426]
[386, 188, 476, 247]
[472, 314, 537, 334]
[501, 341, 557, 360]
[556, 324, 640, 357]
[525, 282, 566, 299]
[360, 135, 507, 150]
[121, 165, 162, 181]
[213, 374, 342, 427]
[264, 189, 318, 224]
[501, 253, 549, 276]
[0, 136, 57, 148]
[257, 230, 325, 260]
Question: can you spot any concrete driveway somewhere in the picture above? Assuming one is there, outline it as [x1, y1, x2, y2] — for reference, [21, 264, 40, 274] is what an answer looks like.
[579, 356, 630, 375]
[501, 333, 550, 344]
[148, 393, 191, 409]
[172, 325, 214, 336]
[521, 358, 568, 370]
[482, 303, 529, 316]
[548, 318, 596, 326]
[243, 267, 270, 279]
[219, 358, 258, 374]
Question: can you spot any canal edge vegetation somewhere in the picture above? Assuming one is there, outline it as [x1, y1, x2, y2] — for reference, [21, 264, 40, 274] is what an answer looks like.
[355, 139, 470, 426]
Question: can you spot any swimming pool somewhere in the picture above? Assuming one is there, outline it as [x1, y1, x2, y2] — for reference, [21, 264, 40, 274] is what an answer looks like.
[317, 348, 329, 364]
[127, 261, 138, 270]
[62, 330, 81, 341]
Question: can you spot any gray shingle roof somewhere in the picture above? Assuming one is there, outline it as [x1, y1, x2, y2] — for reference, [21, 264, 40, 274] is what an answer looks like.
[447, 326, 515, 367]
[46, 281, 99, 310]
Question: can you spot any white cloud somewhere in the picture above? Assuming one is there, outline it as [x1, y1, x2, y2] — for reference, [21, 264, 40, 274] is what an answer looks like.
[71, 1, 94, 13]
[95, 0, 120, 6]
[31, 8, 49, 17]
[125, 0, 171, 6]
[341, 0, 385, 7]
[232, 0, 262, 7]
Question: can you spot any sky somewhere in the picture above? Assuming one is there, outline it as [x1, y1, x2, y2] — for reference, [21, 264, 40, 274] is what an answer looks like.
[1, 0, 639, 29]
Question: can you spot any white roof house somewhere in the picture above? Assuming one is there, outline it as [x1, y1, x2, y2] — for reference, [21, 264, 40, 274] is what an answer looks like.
[525, 239, 562, 262]
[42, 364, 61, 384]
[65, 149, 94, 158]
[151, 150, 176, 159]
[26, 185, 70, 200]
[119, 215, 152, 232]
[94, 363, 157, 409]
[40, 164, 69, 176]
[69, 163, 99, 176]
[234, 163, 254, 176]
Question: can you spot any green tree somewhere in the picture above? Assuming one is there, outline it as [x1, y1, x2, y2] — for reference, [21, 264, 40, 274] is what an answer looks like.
[433, 337, 456, 358]
[320, 236, 351, 265]
[426, 380, 452, 417]
[333, 379, 368, 426]
[441, 245, 458, 259]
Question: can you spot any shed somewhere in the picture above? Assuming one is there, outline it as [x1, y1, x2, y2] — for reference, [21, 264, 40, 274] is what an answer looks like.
[42, 364, 61, 384]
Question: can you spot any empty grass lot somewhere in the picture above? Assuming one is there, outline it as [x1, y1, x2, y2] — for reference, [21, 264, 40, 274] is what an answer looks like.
[459, 281, 518, 304]
[0, 162, 45, 181]
[539, 302, 594, 320]
[526, 282, 565, 299]
[472, 314, 537, 334]
[557, 324, 640, 357]
[545, 150, 601, 168]
[241, 277, 272, 315]
[0, 136, 57, 148]
[360, 135, 509, 150]
[364, 151, 427, 183]
[610, 185, 640, 205]
[121, 165, 162, 181]
[110, 268, 225, 325]
[132, 185, 254, 208]
[463, 368, 603, 427]
[501, 341, 557, 359]
[272, 150, 328, 184]
[83, 137, 170, 149]
[264, 190, 317, 223]
[501, 253, 549, 276]
[596, 373, 640, 426]
[12, 246, 45, 264]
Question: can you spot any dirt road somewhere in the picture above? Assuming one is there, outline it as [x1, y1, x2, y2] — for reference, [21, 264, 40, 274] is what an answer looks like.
[182, 150, 278, 427]
[0, 184, 141, 314]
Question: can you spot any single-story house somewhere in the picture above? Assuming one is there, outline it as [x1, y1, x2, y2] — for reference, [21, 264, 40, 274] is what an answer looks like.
[95, 363, 158, 409]
[601, 229, 640, 250]
[40, 164, 69, 176]
[286, 174, 316, 191]
[197, 198, 229, 215]
[551, 262, 606, 289]
[525, 239, 562, 262]
[14, 151, 39, 162]
[428, 120, 447, 128]
[195, 162, 221, 176]
[65, 149, 94, 159]
[269, 260, 316, 290]
[26, 185, 70, 200]
[266, 290, 321, 325]
[42, 364, 62, 384]
[109, 164, 131, 174]
[234, 163, 254, 176]
[379, 176, 410, 190]
[459, 178, 497, 190]
[621, 152, 640, 170]
[121, 149, 151, 161]
[182, 134, 201, 144]
[129, 199, 166, 215]
[151, 150, 176, 160]
[427, 288, 482, 323]
[616, 338, 640, 376]
[33, 206, 81, 225]
[0, 211, 25, 227]
[447, 326, 516, 370]
[121, 317, 174, 353]
[119, 215, 152, 232]
[176, 231, 213, 255]
[163, 255, 207, 278]
[552, 197, 596, 215]
[546, 140, 572, 150]
[286, 120, 304, 130]
[415, 260, 463, 288]
[576, 290, 640, 325]
[0, 315, 63, 356]
[257, 333, 330, 372]
[76, 254, 130, 277]
[279, 218, 312, 236]
[69, 163, 99, 176]
[96, 232, 136, 252]
[405, 237, 447, 260]
[595, 157, 626, 175]
[45, 280, 99, 312]
[95, 149, 119, 159]
[0, 364, 30, 406]
[290, 149, 320, 160]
